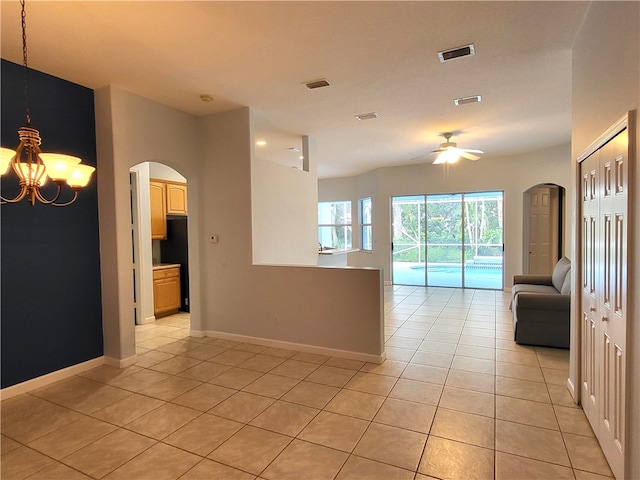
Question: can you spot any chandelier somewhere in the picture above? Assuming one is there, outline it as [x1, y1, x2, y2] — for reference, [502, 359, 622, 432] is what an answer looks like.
[0, 0, 95, 206]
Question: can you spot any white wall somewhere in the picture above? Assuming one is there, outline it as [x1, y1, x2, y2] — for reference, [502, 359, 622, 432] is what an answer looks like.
[95, 85, 203, 364]
[571, 3, 639, 478]
[95, 87, 384, 363]
[319, 143, 572, 287]
[252, 158, 318, 265]
[198, 109, 383, 359]
[149, 162, 187, 183]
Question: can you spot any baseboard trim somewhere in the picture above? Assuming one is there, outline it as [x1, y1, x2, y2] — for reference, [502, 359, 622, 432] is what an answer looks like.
[566, 377, 578, 404]
[104, 354, 138, 369]
[0, 356, 105, 401]
[138, 315, 156, 325]
[203, 330, 385, 364]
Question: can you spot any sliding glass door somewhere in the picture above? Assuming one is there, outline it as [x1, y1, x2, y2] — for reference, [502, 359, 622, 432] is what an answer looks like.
[391, 195, 426, 286]
[391, 191, 503, 289]
[426, 194, 463, 287]
[463, 192, 504, 289]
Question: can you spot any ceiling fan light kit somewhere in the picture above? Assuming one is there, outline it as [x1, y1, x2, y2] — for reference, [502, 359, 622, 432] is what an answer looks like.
[431, 132, 483, 165]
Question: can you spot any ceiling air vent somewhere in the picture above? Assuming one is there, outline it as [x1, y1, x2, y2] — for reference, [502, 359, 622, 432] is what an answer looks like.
[304, 78, 330, 89]
[438, 44, 475, 63]
[355, 112, 379, 121]
[454, 95, 482, 106]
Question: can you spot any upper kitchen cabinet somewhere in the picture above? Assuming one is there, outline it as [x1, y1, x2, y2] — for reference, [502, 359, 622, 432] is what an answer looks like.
[166, 181, 188, 215]
[150, 180, 167, 240]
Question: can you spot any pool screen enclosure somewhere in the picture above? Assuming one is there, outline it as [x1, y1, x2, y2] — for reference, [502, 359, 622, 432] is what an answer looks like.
[391, 191, 504, 289]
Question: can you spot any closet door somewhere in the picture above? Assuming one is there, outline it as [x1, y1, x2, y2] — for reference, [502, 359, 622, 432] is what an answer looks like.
[580, 150, 600, 425]
[579, 125, 628, 480]
[597, 129, 627, 477]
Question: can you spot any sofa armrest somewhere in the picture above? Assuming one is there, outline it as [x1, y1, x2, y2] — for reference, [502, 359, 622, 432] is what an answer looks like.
[515, 292, 570, 311]
[513, 275, 553, 286]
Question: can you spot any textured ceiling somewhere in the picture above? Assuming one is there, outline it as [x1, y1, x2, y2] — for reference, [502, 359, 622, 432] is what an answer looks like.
[0, 1, 590, 178]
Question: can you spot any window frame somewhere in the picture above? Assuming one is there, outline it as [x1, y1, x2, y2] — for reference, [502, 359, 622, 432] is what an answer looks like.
[359, 197, 372, 251]
[318, 200, 353, 251]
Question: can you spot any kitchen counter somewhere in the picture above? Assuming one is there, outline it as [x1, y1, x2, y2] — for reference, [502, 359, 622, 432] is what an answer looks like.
[317, 249, 359, 267]
[318, 248, 360, 256]
[152, 263, 181, 270]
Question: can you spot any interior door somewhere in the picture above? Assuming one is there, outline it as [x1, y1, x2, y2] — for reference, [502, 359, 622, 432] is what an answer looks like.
[529, 186, 554, 274]
[596, 129, 627, 478]
[580, 150, 600, 428]
[580, 126, 628, 480]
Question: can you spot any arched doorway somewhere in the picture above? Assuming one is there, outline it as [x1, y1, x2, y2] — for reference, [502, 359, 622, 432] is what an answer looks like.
[130, 161, 190, 327]
[522, 183, 565, 275]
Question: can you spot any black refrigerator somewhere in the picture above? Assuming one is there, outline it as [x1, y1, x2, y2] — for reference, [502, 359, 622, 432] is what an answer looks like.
[160, 216, 190, 312]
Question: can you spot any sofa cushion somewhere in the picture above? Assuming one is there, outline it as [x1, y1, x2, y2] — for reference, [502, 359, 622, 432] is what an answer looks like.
[512, 284, 560, 296]
[551, 257, 571, 291]
[560, 267, 572, 295]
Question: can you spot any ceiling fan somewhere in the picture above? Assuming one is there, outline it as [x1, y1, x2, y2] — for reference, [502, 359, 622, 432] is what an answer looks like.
[431, 132, 483, 164]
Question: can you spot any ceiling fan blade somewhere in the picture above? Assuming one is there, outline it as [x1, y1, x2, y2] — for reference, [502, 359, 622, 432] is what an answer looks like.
[431, 148, 446, 154]
[460, 151, 480, 161]
[461, 148, 484, 154]
[409, 153, 431, 162]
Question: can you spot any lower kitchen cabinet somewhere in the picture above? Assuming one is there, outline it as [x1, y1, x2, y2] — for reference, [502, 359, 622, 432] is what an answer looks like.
[153, 266, 181, 317]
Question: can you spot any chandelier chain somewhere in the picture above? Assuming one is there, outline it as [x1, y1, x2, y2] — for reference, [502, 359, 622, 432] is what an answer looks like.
[21, 0, 30, 125]
[1, 0, 96, 207]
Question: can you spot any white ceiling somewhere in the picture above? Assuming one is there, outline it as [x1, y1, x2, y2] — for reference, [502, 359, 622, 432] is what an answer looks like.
[0, 1, 590, 178]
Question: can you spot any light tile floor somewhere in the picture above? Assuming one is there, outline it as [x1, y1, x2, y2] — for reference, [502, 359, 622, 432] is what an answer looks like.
[1, 286, 614, 480]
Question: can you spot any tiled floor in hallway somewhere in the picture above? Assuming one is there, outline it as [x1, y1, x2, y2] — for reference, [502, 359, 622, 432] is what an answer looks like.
[1, 287, 613, 479]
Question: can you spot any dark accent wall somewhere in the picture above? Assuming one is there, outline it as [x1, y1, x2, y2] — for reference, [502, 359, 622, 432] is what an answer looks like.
[1, 59, 103, 388]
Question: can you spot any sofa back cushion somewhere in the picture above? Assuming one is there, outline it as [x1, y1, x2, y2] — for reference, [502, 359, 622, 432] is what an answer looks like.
[560, 267, 572, 295]
[552, 257, 571, 291]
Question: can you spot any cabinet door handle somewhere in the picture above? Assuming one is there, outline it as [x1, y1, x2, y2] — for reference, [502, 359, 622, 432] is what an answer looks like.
[602, 316, 609, 322]
[589, 307, 597, 312]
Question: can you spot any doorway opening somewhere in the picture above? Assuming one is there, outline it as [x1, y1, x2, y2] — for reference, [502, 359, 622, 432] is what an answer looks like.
[130, 161, 190, 327]
[391, 191, 504, 289]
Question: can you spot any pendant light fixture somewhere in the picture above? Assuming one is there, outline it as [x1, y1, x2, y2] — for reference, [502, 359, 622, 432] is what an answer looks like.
[0, 0, 95, 206]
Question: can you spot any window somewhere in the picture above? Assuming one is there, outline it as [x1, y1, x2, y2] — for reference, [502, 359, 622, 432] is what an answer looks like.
[318, 201, 352, 250]
[360, 197, 372, 251]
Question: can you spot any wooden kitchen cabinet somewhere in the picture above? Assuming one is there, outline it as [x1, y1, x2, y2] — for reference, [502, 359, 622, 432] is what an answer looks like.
[153, 266, 181, 317]
[150, 179, 187, 238]
[166, 182, 188, 215]
[150, 181, 167, 240]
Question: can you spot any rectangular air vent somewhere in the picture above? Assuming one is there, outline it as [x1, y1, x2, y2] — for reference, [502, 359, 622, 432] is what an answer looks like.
[355, 112, 379, 121]
[454, 95, 482, 106]
[304, 79, 330, 89]
[438, 44, 475, 63]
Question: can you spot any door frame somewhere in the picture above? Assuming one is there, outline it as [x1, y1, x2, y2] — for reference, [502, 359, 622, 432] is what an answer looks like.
[573, 110, 636, 479]
[523, 184, 564, 275]
[390, 190, 505, 290]
[573, 112, 634, 402]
